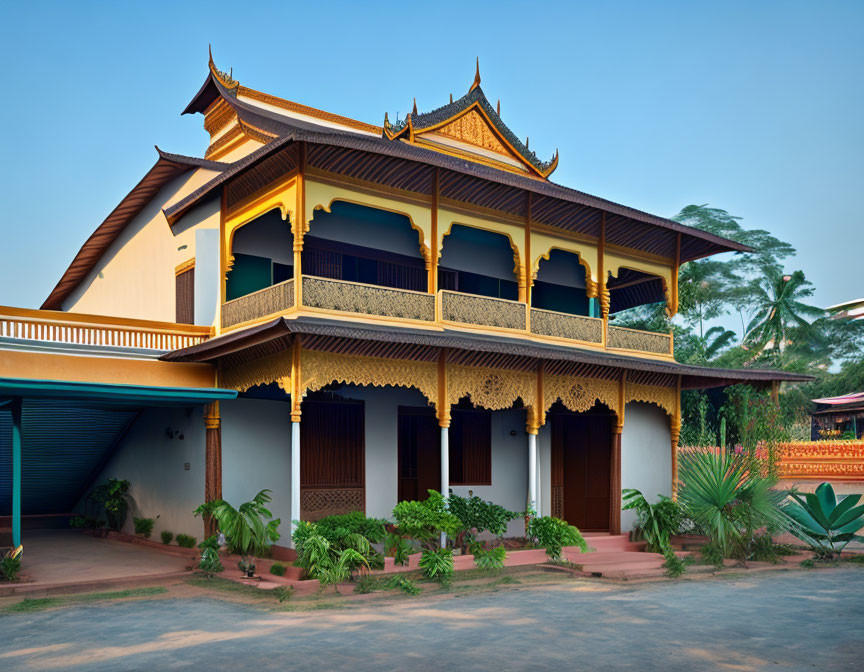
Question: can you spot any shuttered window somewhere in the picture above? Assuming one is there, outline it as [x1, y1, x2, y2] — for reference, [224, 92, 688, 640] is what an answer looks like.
[300, 400, 365, 489]
[175, 267, 195, 324]
[450, 408, 492, 485]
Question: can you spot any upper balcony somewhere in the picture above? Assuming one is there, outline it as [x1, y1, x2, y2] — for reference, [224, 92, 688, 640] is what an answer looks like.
[218, 199, 674, 359]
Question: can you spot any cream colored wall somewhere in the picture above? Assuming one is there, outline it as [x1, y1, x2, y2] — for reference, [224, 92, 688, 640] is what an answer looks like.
[63, 168, 222, 323]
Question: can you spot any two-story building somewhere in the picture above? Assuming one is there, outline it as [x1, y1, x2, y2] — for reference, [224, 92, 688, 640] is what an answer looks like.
[1, 55, 809, 551]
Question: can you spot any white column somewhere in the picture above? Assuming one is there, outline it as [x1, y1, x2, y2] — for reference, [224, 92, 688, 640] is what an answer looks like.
[440, 425, 449, 548]
[290, 420, 301, 547]
[536, 444, 543, 518]
[528, 432, 537, 514]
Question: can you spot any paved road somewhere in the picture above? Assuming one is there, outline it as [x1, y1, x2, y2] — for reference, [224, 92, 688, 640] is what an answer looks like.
[2, 569, 863, 671]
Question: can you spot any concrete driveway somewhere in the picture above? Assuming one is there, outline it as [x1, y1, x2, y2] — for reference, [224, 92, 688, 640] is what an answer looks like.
[1, 569, 862, 671]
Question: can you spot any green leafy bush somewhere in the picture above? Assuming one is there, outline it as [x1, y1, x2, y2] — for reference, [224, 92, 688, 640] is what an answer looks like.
[385, 575, 421, 595]
[353, 574, 379, 594]
[784, 482, 864, 559]
[313, 512, 387, 545]
[194, 489, 281, 570]
[622, 489, 682, 553]
[448, 494, 519, 551]
[471, 544, 507, 572]
[197, 536, 224, 577]
[161, 530, 174, 545]
[270, 563, 287, 577]
[528, 516, 587, 561]
[1, 548, 22, 583]
[391, 490, 461, 551]
[292, 520, 372, 591]
[662, 549, 686, 577]
[386, 532, 413, 566]
[176, 534, 197, 548]
[419, 547, 454, 584]
[274, 586, 293, 603]
[133, 517, 155, 538]
[88, 478, 131, 531]
[70, 516, 105, 529]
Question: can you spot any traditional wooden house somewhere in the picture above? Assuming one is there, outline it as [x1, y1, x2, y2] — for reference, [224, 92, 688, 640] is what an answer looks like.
[1, 55, 809, 551]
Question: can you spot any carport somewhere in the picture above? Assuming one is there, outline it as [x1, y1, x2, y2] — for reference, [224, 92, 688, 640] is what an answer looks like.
[0, 378, 237, 548]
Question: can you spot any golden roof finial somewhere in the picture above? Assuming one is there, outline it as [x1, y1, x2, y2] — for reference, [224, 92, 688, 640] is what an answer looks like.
[384, 111, 390, 124]
[526, 136, 530, 149]
[412, 97, 418, 115]
[470, 57, 481, 91]
[208, 44, 214, 66]
[450, 93, 453, 103]
[496, 99, 500, 115]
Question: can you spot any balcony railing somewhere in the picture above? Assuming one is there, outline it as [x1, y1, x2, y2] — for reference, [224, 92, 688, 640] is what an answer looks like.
[0, 307, 210, 352]
[440, 290, 527, 330]
[530, 307, 603, 344]
[222, 279, 294, 329]
[607, 324, 673, 355]
[302, 276, 435, 322]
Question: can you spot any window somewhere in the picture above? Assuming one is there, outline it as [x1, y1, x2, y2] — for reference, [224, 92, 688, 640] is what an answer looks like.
[450, 408, 492, 485]
[175, 264, 195, 324]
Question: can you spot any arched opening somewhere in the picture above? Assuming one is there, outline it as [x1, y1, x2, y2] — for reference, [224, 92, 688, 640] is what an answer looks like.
[549, 400, 616, 531]
[607, 268, 667, 315]
[438, 225, 518, 300]
[226, 209, 294, 301]
[532, 249, 591, 315]
[303, 201, 427, 291]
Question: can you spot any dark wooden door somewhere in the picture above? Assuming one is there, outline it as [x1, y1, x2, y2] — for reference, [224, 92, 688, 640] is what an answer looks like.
[551, 411, 613, 531]
[398, 407, 439, 502]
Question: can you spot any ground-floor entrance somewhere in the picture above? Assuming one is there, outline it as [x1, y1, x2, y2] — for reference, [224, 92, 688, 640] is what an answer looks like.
[550, 404, 615, 531]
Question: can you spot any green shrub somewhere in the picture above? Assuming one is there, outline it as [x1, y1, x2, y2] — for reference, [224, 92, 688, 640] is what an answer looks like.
[748, 533, 796, 563]
[133, 517, 155, 538]
[1, 556, 22, 583]
[448, 494, 519, 552]
[161, 530, 174, 545]
[353, 574, 379, 594]
[197, 536, 224, 577]
[701, 540, 725, 569]
[292, 520, 371, 591]
[70, 516, 105, 529]
[471, 544, 507, 572]
[800, 558, 815, 568]
[313, 512, 387, 545]
[391, 490, 461, 552]
[419, 547, 454, 584]
[386, 532, 413, 566]
[176, 534, 197, 548]
[274, 586, 293, 603]
[270, 563, 287, 577]
[528, 516, 587, 561]
[385, 575, 421, 595]
[88, 478, 131, 531]
[622, 489, 682, 553]
[663, 549, 686, 578]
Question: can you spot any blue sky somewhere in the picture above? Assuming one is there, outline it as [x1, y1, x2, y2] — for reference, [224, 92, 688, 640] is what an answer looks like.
[1, 1, 861, 316]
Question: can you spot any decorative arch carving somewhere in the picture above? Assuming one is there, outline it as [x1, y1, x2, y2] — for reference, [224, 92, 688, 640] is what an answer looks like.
[532, 246, 595, 297]
[439, 221, 522, 279]
[543, 374, 620, 416]
[300, 349, 438, 406]
[625, 381, 676, 416]
[447, 364, 536, 412]
[607, 265, 671, 313]
[219, 349, 293, 393]
[225, 204, 294, 275]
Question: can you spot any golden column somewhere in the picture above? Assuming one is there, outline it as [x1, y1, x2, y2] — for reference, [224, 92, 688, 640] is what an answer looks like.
[598, 213, 610, 342]
[609, 369, 626, 535]
[203, 401, 222, 537]
[671, 376, 682, 500]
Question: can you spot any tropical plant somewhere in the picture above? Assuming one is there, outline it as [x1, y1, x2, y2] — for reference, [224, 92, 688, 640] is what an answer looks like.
[353, 574, 379, 594]
[88, 478, 131, 531]
[1, 546, 23, 582]
[622, 489, 682, 553]
[161, 530, 174, 545]
[391, 490, 461, 551]
[133, 517, 155, 538]
[176, 534, 197, 549]
[678, 448, 789, 561]
[471, 544, 507, 572]
[385, 575, 422, 595]
[197, 535, 224, 578]
[527, 516, 588, 561]
[448, 494, 519, 553]
[784, 482, 864, 559]
[194, 489, 281, 574]
[270, 563, 287, 577]
[419, 547, 454, 584]
[292, 513, 384, 580]
[292, 523, 370, 592]
[386, 531, 413, 566]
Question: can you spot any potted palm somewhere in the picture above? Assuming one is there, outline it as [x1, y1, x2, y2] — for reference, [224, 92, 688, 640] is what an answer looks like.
[89, 478, 131, 531]
[194, 489, 281, 578]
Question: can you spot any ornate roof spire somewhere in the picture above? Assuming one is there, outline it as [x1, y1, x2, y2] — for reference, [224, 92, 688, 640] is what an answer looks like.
[470, 57, 481, 92]
[496, 99, 500, 115]
[412, 97, 418, 115]
[449, 93, 453, 103]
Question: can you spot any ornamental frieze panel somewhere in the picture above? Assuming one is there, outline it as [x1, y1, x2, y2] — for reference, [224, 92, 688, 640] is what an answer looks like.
[447, 364, 536, 412]
[301, 348, 438, 406]
[625, 381, 676, 416]
[543, 374, 619, 416]
[432, 109, 515, 159]
[220, 349, 293, 393]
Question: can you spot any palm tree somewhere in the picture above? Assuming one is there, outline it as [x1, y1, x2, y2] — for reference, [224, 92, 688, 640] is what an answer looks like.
[695, 326, 737, 363]
[744, 269, 824, 363]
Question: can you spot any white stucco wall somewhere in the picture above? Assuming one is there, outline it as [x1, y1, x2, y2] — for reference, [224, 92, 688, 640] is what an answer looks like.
[620, 402, 672, 533]
[195, 228, 220, 326]
[77, 406, 206, 541]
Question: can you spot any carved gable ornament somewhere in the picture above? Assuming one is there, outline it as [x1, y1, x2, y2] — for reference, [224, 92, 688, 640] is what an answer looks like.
[427, 108, 517, 160]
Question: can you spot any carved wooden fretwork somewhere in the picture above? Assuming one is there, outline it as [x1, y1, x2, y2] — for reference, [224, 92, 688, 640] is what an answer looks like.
[551, 485, 564, 519]
[220, 349, 293, 393]
[447, 363, 536, 412]
[608, 325, 671, 354]
[625, 381, 676, 416]
[302, 276, 435, 322]
[301, 488, 365, 521]
[543, 374, 619, 416]
[433, 109, 515, 159]
[441, 291, 527, 330]
[301, 348, 438, 406]
[530, 308, 603, 344]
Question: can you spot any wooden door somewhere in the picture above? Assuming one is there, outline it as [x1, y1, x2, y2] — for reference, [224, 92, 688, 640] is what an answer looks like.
[551, 411, 613, 531]
[398, 407, 439, 502]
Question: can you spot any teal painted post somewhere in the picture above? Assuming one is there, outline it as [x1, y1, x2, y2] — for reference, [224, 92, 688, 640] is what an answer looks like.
[588, 297, 597, 318]
[11, 398, 22, 547]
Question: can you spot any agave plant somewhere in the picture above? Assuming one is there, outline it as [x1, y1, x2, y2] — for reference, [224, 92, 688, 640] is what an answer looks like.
[785, 482, 864, 558]
[678, 448, 789, 559]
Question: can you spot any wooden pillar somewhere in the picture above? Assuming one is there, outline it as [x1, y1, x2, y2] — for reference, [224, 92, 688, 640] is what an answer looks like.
[293, 143, 306, 311]
[671, 376, 682, 500]
[610, 370, 625, 535]
[770, 380, 780, 405]
[523, 192, 533, 329]
[203, 401, 222, 538]
[289, 338, 303, 545]
[429, 167, 439, 294]
[10, 398, 22, 548]
[668, 232, 681, 317]
[598, 212, 609, 344]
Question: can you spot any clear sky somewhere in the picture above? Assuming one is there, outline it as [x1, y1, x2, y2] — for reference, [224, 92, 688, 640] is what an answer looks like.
[1, 1, 861, 313]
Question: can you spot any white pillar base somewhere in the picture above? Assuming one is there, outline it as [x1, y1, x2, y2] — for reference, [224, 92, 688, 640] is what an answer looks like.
[440, 425, 449, 548]
[528, 432, 537, 515]
[290, 420, 301, 548]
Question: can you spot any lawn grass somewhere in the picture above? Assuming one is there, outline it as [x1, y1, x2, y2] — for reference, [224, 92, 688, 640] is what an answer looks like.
[1, 587, 168, 614]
